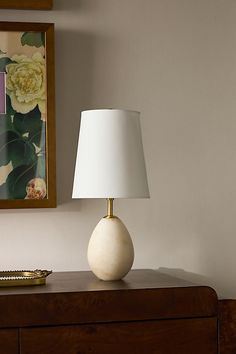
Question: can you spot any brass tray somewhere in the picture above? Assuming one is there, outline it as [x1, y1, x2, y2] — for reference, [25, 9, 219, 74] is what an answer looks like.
[0, 270, 52, 287]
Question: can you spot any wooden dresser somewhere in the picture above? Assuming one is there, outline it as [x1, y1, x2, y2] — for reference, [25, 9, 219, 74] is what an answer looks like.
[0, 269, 218, 354]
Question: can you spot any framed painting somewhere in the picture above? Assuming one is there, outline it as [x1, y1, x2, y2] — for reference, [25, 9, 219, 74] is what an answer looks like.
[0, 0, 53, 10]
[0, 22, 56, 208]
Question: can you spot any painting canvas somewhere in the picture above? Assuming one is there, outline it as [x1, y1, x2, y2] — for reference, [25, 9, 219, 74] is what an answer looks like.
[0, 23, 56, 208]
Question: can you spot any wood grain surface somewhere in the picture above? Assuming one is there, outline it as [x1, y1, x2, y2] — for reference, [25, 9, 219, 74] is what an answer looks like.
[20, 318, 218, 354]
[0, 0, 53, 10]
[219, 299, 236, 354]
[0, 270, 218, 328]
[0, 329, 18, 354]
[0, 270, 218, 354]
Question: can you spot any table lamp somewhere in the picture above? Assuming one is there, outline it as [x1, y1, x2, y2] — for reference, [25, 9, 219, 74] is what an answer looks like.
[72, 109, 149, 281]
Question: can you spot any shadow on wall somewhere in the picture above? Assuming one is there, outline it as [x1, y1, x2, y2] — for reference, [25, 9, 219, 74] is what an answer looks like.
[55, 30, 96, 205]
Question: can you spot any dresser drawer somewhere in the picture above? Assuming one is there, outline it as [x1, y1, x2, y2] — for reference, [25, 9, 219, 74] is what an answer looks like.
[20, 317, 217, 354]
[0, 329, 18, 354]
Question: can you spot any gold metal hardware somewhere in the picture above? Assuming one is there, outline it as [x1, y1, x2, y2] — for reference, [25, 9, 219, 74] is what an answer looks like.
[0, 269, 52, 287]
[106, 198, 114, 218]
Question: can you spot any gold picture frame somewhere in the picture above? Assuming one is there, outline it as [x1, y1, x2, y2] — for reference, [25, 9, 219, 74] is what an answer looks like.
[0, 22, 56, 208]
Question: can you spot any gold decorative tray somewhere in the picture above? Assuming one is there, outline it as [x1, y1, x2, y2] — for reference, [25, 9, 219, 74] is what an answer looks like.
[0, 270, 52, 287]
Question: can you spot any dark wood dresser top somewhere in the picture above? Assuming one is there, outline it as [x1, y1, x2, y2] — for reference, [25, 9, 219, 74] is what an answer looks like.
[0, 269, 218, 328]
[0, 269, 214, 294]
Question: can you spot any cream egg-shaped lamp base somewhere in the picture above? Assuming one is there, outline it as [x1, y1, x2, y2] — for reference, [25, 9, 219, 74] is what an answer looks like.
[87, 199, 134, 281]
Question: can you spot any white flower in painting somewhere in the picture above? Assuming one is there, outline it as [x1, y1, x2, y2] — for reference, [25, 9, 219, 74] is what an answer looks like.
[6, 52, 46, 114]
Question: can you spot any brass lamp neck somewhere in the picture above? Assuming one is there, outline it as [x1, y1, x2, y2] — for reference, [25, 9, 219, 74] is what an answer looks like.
[106, 198, 114, 218]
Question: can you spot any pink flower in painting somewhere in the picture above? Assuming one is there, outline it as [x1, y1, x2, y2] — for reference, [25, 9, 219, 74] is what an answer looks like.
[25, 178, 46, 199]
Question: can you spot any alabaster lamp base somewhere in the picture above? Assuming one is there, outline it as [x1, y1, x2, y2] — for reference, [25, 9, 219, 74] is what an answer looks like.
[87, 215, 134, 281]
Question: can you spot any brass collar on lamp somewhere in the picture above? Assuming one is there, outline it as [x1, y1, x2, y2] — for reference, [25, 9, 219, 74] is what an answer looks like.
[105, 198, 114, 218]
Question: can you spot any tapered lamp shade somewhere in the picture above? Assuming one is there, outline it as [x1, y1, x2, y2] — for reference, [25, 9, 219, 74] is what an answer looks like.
[72, 109, 149, 199]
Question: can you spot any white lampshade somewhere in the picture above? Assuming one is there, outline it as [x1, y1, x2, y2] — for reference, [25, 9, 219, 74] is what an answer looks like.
[72, 109, 149, 199]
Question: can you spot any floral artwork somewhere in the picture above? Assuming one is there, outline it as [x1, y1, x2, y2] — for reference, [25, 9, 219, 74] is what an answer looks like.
[0, 31, 47, 200]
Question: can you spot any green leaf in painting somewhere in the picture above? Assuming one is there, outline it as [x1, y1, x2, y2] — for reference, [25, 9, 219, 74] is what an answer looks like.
[0, 131, 18, 166]
[6, 94, 16, 116]
[13, 106, 41, 134]
[0, 114, 14, 135]
[13, 106, 43, 142]
[0, 57, 13, 72]
[5, 163, 37, 199]
[29, 121, 46, 148]
[13, 106, 46, 148]
[21, 32, 45, 48]
[11, 138, 36, 169]
[0, 131, 37, 169]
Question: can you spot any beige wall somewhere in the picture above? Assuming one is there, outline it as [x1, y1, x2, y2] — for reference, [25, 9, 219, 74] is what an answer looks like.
[0, 0, 236, 298]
